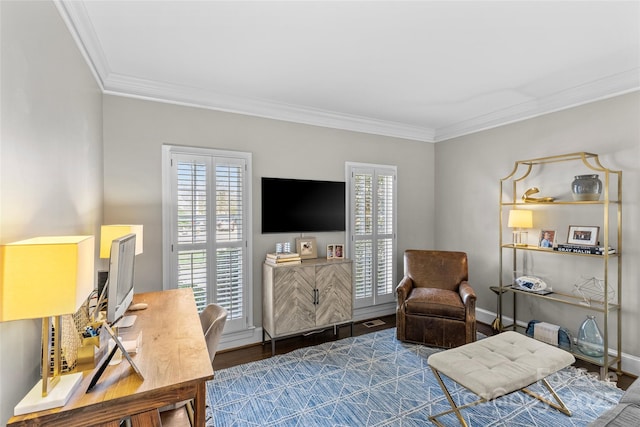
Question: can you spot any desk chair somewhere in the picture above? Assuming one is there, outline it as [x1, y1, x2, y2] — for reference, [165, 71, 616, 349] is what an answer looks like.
[161, 304, 227, 427]
[200, 303, 228, 367]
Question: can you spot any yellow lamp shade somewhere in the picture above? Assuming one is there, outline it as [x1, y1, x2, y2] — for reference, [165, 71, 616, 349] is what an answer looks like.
[507, 210, 533, 229]
[100, 225, 143, 258]
[0, 235, 95, 321]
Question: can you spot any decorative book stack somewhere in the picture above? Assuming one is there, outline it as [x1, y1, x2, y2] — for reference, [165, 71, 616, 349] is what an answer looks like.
[265, 252, 301, 265]
[554, 244, 616, 255]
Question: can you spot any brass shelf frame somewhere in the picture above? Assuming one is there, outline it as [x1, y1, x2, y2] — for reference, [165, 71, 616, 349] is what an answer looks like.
[497, 152, 622, 380]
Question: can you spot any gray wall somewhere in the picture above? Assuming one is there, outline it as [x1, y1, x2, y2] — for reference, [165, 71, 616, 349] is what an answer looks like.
[102, 95, 436, 324]
[435, 92, 640, 373]
[0, 1, 103, 424]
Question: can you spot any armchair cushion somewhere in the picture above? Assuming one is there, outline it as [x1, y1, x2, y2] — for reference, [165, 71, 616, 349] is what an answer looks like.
[405, 288, 465, 320]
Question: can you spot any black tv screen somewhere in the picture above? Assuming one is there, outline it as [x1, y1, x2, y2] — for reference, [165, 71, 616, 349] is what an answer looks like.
[262, 177, 346, 233]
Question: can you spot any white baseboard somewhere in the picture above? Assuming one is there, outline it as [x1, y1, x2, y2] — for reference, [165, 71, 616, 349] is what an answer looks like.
[353, 303, 396, 322]
[217, 326, 263, 352]
[476, 307, 501, 329]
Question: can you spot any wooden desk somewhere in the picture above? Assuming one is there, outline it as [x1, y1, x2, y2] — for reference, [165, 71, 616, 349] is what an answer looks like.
[8, 289, 214, 427]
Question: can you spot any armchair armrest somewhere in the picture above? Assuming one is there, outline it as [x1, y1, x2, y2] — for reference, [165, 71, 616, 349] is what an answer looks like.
[459, 281, 476, 307]
[459, 281, 477, 342]
[396, 276, 414, 306]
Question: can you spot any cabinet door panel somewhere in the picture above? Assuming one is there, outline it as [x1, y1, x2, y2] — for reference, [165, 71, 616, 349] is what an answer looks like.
[315, 263, 352, 326]
[273, 266, 315, 334]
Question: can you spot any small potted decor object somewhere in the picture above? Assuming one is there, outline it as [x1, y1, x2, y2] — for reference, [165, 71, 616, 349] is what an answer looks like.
[571, 174, 602, 201]
[577, 315, 605, 357]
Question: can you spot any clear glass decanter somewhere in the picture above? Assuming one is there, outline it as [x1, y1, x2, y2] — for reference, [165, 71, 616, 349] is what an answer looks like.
[576, 315, 604, 357]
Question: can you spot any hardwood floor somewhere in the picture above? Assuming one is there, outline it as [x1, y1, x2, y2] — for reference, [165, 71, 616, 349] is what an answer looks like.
[214, 315, 636, 391]
[214, 315, 396, 371]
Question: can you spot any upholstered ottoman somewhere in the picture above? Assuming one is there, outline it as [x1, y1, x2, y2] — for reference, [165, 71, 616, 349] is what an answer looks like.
[428, 331, 575, 427]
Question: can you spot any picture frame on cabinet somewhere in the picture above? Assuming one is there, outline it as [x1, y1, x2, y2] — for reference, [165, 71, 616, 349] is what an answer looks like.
[326, 244, 344, 259]
[333, 244, 344, 259]
[296, 237, 317, 259]
[326, 244, 334, 259]
[567, 225, 599, 246]
[538, 230, 556, 249]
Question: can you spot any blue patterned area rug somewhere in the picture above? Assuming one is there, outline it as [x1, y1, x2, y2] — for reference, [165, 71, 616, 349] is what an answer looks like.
[206, 328, 622, 426]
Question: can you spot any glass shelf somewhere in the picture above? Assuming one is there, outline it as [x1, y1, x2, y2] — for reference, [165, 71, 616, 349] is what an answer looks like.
[500, 285, 620, 313]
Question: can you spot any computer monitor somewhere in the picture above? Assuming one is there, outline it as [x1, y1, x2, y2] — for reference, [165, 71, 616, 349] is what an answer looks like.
[106, 233, 136, 325]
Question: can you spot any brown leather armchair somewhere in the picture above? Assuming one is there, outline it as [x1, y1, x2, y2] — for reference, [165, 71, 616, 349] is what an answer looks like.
[396, 250, 476, 348]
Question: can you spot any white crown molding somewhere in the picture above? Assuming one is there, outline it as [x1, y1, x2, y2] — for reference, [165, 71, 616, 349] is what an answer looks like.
[105, 69, 639, 144]
[57, 0, 639, 145]
[54, 0, 110, 91]
[434, 68, 640, 142]
[103, 73, 437, 142]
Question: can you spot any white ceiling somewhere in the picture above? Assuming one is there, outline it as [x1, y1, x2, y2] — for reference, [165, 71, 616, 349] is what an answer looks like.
[57, 1, 640, 142]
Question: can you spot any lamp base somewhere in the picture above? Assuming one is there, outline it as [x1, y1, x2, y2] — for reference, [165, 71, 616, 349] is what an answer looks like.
[14, 372, 83, 416]
[512, 230, 529, 246]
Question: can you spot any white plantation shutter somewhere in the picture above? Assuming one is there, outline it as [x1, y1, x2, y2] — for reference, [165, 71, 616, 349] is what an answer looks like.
[165, 147, 252, 333]
[176, 159, 208, 308]
[213, 162, 245, 323]
[376, 174, 394, 297]
[348, 164, 396, 308]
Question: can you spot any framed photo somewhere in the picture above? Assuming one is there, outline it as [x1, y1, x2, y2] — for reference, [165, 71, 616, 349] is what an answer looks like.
[567, 225, 599, 246]
[332, 244, 344, 259]
[296, 237, 317, 259]
[538, 229, 556, 249]
[326, 244, 334, 259]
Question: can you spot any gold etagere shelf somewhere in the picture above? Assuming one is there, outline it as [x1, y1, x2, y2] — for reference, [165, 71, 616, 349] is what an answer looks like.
[497, 152, 622, 380]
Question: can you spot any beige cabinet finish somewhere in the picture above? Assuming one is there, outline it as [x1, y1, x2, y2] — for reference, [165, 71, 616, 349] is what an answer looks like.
[263, 258, 353, 353]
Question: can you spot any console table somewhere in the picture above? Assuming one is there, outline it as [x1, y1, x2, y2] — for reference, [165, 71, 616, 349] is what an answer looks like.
[7, 288, 213, 427]
[263, 257, 353, 355]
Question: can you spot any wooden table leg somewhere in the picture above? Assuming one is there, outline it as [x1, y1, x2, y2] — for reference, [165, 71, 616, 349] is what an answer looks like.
[194, 381, 207, 427]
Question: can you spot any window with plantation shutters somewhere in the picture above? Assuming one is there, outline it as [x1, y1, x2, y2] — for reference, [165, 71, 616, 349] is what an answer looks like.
[347, 164, 396, 309]
[163, 146, 252, 334]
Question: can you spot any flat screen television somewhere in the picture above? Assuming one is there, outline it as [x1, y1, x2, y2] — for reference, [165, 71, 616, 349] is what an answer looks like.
[262, 177, 346, 233]
[106, 233, 136, 325]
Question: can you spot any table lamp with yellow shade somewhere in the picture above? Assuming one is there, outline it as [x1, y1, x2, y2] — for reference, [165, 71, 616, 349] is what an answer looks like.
[99, 225, 143, 258]
[0, 235, 94, 415]
[507, 209, 533, 246]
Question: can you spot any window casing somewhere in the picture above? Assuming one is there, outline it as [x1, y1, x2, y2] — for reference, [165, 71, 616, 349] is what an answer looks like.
[162, 146, 252, 334]
[347, 163, 397, 309]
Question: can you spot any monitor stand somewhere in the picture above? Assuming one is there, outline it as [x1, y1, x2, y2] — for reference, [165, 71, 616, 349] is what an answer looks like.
[114, 315, 137, 328]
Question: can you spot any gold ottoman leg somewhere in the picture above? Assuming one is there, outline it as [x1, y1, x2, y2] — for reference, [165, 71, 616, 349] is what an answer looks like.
[521, 378, 572, 416]
[429, 367, 487, 427]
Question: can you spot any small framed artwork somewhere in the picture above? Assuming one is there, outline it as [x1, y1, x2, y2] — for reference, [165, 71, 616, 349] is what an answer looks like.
[333, 244, 344, 259]
[326, 244, 334, 259]
[538, 230, 556, 249]
[567, 225, 599, 246]
[296, 237, 317, 259]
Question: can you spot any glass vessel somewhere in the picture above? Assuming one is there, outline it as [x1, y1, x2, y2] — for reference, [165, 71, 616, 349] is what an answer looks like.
[571, 174, 602, 201]
[577, 315, 604, 357]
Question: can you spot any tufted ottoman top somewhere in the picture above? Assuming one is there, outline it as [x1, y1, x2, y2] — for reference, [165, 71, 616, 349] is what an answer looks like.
[428, 331, 575, 400]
